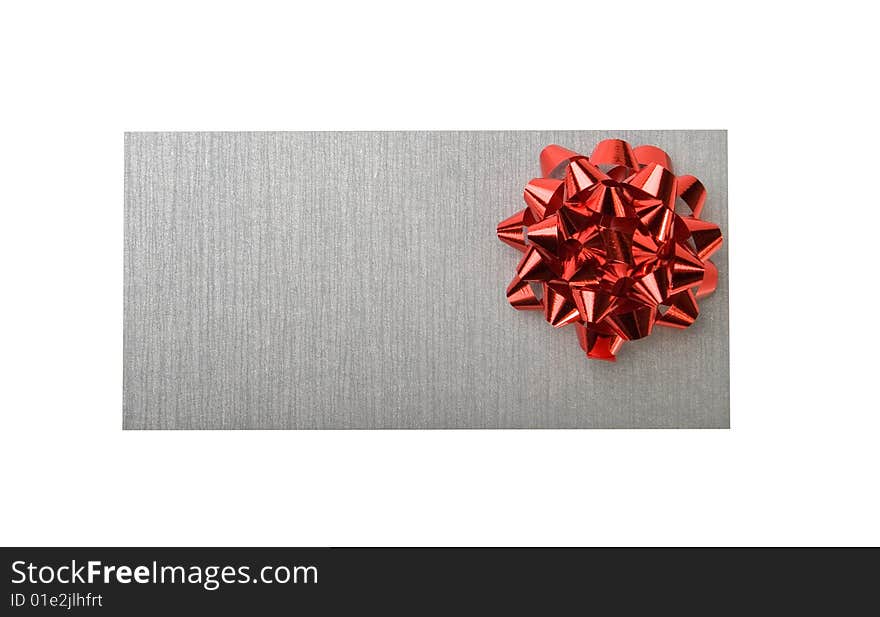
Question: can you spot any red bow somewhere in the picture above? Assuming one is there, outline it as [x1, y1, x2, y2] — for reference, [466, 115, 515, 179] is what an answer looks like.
[497, 139, 722, 361]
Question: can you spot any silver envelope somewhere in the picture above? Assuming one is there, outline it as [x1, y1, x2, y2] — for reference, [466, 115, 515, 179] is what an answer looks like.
[124, 131, 729, 429]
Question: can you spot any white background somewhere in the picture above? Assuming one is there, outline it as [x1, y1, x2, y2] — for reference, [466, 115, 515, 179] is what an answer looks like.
[1, 1, 877, 546]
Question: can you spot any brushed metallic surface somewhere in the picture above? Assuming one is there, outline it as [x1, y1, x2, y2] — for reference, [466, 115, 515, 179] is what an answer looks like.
[124, 131, 728, 429]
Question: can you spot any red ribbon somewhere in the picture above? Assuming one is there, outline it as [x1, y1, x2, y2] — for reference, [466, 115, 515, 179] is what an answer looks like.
[497, 139, 722, 361]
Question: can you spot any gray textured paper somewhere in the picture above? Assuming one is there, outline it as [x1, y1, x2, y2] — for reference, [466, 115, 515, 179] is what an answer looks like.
[124, 131, 728, 429]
